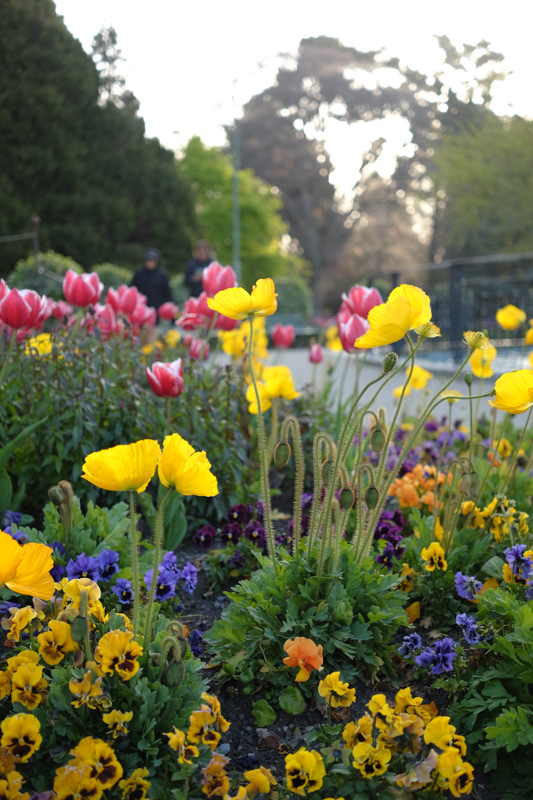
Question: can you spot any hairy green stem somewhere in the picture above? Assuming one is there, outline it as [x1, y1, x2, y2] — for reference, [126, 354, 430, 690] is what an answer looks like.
[128, 492, 141, 637]
[144, 487, 173, 643]
[247, 316, 277, 568]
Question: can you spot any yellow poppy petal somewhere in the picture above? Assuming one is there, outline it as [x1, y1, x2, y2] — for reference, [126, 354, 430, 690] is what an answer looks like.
[158, 433, 218, 496]
[0, 532, 54, 601]
[82, 439, 161, 493]
[249, 278, 277, 317]
[389, 285, 432, 328]
[489, 369, 533, 414]
[207, 287, 253, 320]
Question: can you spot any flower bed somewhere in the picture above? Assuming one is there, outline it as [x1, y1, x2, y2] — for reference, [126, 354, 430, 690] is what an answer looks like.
[1, 271, 533, 798]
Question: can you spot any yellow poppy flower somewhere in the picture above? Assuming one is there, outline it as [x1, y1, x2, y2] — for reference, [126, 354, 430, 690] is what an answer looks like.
[355, 284, 433, 348]
[489, 369, 533, 414]
[470, 346, 496, 378]
[158, 433, 218, 496]
[81, 439, 161, 493]
[0, 530, 54, 601]
[495, 304, 526, 331]
[206, 278, 277, 320]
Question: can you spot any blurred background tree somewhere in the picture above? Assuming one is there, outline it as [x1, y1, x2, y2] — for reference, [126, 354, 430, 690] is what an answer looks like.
[0, 0, 195, 277]
[179, 136, 307, 288]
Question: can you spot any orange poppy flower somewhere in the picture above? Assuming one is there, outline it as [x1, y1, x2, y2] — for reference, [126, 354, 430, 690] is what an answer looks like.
[283, 637, 323, 682]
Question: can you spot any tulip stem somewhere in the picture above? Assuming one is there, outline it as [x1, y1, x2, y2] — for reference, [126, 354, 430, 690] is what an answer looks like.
[166, 397, 172, 437]
[0, 328, 17, 386]
[128, 492, 141, 638]
[144, 487, 173, 643]
[247, 316, 277, 568]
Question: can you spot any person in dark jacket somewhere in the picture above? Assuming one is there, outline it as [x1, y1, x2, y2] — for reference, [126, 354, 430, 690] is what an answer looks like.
[131, 249, 173, 309]
[184, 240, 213, 297]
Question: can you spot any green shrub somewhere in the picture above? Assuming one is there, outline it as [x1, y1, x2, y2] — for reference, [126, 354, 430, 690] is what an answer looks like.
[8, 251, 83, 299]
[204, 542, 407, 705]
[170, 272, 190, 305]
[275, 274, 313, 321]
[93, 262, 133, 290]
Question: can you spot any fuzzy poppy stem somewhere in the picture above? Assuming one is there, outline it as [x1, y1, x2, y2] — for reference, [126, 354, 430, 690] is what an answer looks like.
[128, 492, 141, 638]
[247, 316, 277, 568]
[144, 487, 173, 644]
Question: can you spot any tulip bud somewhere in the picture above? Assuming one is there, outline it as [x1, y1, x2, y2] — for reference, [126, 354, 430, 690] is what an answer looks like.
[274, 442, 291, 467]
[365, 486, 379, 509]
[370, 428, 386, 452]
[464, 373, 473, 386]
[339, 487, 355, 510]
[383, 352, 398, 373]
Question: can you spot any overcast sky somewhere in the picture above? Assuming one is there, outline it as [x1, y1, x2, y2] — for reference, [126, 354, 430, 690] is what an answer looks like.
[54, 0, 532, 192]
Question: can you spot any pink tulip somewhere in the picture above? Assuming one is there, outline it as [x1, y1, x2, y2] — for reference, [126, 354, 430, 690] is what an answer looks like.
[202, 261, 237, 297]
[271, 323, 295, 349]
[158, 302, 179, 321]
[51, 300, 74, 320]
[94, 304, 120, 341]
[189, 338, 209, 360]
[129, 303, 157, 327]
[176, 297, 205, 330]
[197, 291, 238, 330]
[146, 358, 184, 398]
[0, 280, 9, 301]
[106, 285, 144, 315]
[337, 312, 369, 354]
[309, 343, 323, 363]
[340, 284, 383, 320]
[0, 288, 46, 330]
[33, 296, 54, 330]
[63, 269, 104, 308]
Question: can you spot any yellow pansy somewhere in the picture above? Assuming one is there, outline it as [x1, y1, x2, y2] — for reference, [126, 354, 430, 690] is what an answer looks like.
[285, 748, 326, 795]
[0, 713, 42, 762]
[355, 284, 433, 349]
[495, 304, 526, 331]
[421, 542, 447, 571]
[158, 433, 218, 496]
[318, 672, 356, 708]
[81, 439, 161, 493]
[68, 737, 123, 790]
[37, 619, 78, 665]
[0, 530, 54, 601]
[118, 768, 151, 800]
[489, 369, 533, 414]
[207, 278, 277, 320]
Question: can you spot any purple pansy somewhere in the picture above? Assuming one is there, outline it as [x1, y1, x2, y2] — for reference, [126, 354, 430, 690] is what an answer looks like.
[112, 578, 134, 605]
[415, 637, 457, 674]
[454, 571, 482, 601]
[96, 549, 120, 581]
[193, 525, 217, 548]
[66, 553, 100, 581]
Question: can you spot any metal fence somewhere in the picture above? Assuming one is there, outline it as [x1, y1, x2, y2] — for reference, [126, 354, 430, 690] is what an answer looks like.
[377, 251, 533, 356]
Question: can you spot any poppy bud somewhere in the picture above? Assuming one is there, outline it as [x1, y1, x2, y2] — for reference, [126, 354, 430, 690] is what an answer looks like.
[166, 661, 185, 687]
[322, 460, 334, 486]
[460, 472, 472, 496]
[469, 471, 480, 495]
[383, 352, 398, 373]
[464, 372, 473, 386]
[370, 428, 386, 452]
[274, 442, 291, 467]
[339, 487, 355, 510]
[365, 487, 379, 509]
[70, 615, 88, 643]
[48, 485, 65, 506]
[517, 454, 528, 469]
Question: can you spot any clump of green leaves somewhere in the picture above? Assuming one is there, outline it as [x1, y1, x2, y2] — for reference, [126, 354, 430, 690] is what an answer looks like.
[448, 589, 533, 796]
[204, 541, 407, 704]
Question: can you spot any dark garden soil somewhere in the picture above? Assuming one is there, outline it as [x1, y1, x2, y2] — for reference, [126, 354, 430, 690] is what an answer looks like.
[175, 541, 502, 800]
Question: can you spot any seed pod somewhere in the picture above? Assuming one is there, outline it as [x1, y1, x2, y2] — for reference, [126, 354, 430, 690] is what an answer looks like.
[383, 352, 398, 373]
[365, 486, 379, 509]
[339, 487, 355, 510]
[469, 471, 481, 495]
[70, 615, 88, 643]
[370, 428, 386, 452]
[274, 441, 291, 467]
